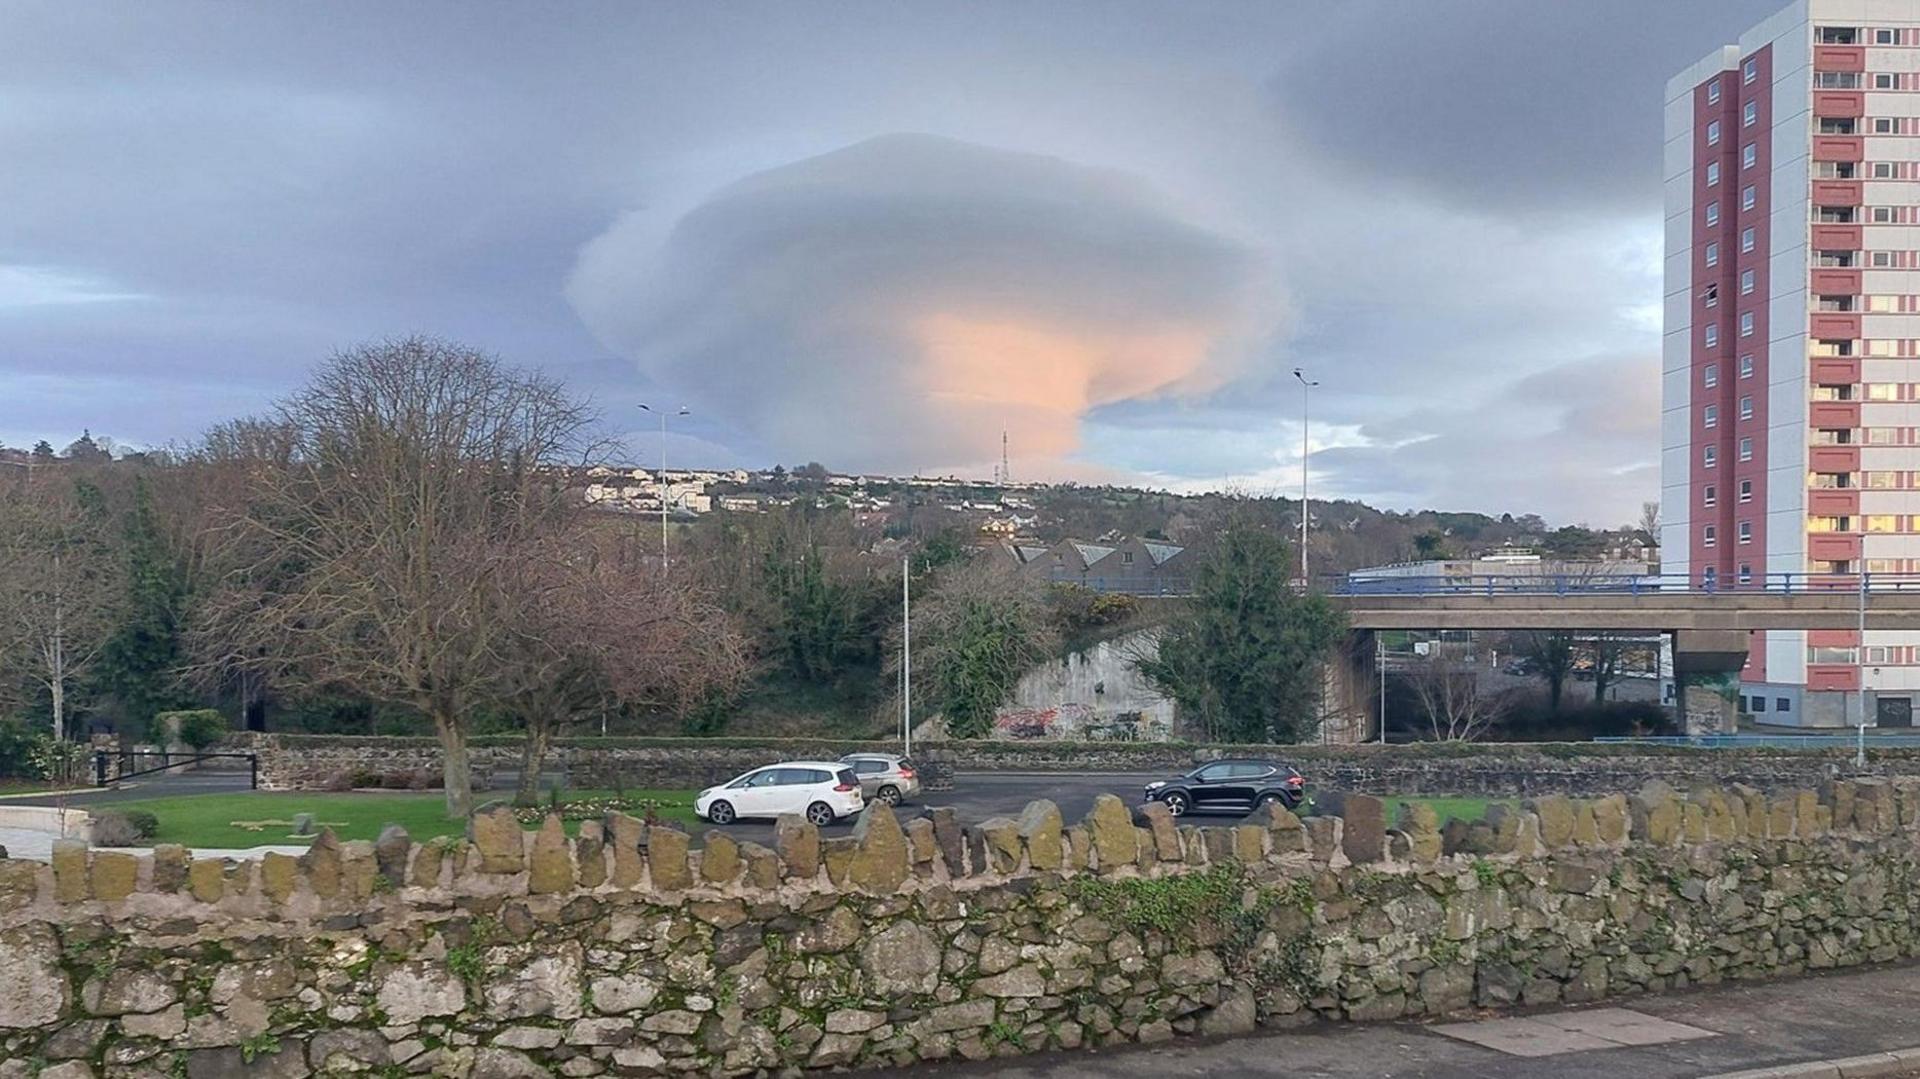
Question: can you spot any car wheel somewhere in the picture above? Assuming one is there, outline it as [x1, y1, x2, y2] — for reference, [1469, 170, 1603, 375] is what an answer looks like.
[1161, 790, 1190, 817]
[706, 800, 736, 825]
[805, 801, 836, 827]
[876, 784, 902, 805]
[1255, 792, 1285, 809]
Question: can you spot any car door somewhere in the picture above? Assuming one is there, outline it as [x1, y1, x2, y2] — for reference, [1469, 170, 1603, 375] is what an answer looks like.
[1188, 763, 1235, 811]
[1237, 763, 1278, 808]
[848, 758, 885, 797]
[776, 768, 832, 816]
[730, 768, 785, 817]
[1211, 763, 1261, 811]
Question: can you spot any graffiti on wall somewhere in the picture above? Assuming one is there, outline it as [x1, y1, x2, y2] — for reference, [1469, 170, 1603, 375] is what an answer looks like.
[992, 703, 1171, 741]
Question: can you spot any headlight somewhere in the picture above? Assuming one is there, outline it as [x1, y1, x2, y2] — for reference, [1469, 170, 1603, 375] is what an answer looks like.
[1145, 781, 1166, 790]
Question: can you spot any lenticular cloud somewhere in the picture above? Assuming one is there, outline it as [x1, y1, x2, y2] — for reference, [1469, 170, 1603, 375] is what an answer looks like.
[567, 134, 1276, 475]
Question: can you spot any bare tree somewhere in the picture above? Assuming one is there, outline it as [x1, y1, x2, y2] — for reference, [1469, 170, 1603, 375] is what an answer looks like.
[190, 338, 598, 817]
[1638, 500, 1660, 546]
[0, 477, 124, 740]
[1405, 650, 1506, 742]
[501, 531, 750, 805]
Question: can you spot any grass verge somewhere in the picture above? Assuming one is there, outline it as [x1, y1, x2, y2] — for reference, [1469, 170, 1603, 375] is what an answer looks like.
[100, 789, 699, 849]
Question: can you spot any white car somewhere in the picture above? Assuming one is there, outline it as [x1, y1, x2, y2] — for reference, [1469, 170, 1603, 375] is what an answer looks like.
[695, 761, 865, 826]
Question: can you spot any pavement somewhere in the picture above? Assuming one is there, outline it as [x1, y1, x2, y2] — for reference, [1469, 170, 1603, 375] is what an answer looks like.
[882, 962, 1920, 1079]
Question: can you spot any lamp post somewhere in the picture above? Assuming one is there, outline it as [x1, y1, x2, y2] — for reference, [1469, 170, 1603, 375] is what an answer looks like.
[637, 403, 689, 561]
[1293, 368, 1319, 586]
[1857, 570, 1870, 766]
[902, 556, 912, 758]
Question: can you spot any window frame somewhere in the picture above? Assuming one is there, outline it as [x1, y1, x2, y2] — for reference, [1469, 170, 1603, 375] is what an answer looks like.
[1739, 478, 1753, 503]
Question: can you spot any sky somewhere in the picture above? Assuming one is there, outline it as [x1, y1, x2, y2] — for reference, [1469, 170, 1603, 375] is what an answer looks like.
[0, 0, 1788, 524]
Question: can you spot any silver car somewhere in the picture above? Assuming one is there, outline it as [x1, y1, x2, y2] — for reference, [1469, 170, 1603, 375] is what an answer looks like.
[839, 753, 922, 806]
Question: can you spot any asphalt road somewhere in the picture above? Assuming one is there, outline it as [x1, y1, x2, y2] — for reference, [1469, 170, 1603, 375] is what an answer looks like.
[696, 771, 1171, 849]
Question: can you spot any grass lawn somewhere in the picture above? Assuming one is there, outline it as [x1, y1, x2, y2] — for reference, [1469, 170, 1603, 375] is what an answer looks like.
[101, 790, 700, 849]
[1390, 796, 1513, 825]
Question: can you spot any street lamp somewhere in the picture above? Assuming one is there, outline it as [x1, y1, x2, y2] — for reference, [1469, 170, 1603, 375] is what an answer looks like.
[1293, 368, 1319, 585]
[637, 403, 690, 561]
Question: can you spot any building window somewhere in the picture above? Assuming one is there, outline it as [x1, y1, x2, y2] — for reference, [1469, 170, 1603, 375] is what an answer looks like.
[1873, 206, 1895, 223]
[1875, 117, 1895, 134]
[1705, 363, 1719, 387]
[1707, 241, 1721, 267]
[1705, 323, 1719, 347]
[1744, 100, 1758, 127]
[1739, 312, 1754, 337]
[1738, 520, 1753, 544]
[1705, 445, 1718, 467]
[1875, 161, 1895, 178]
[1740, 354, 1755, 378]
[1777, 696, 1791, 712]
[1705, 403, 1719, 427]
[1739, 478, 1753, 502]
[1873, 251, 1894, 267]
[1739, 436, 1753, 461]
[1122, 551, 1133, 564]
[1751, 695, 1766, 712]
[1877, 73, 1897, 90]
[1743, 143, 1758, 169]
[1742, 185, 1757, 210]
[1706, 201, 1720, 226]
[1740, 395, 1754, 420]
[1704, 283, 1719, 306]
[1744, 57, 1758, 84]
[1741, 227, 1755, 253]
[1708, 78, 1722, 103]
[1704, 484, 1718, 507]
[1704, 525, 1717, 546]
[1741, 268, 1755, 295]
[1877, 28, 1896, 44]
[1707, 161, 1721, 186]
[1740, 564, 1755, 585]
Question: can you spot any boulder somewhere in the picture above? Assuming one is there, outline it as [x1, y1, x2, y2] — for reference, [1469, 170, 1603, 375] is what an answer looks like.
[606, 812, 646, 888]
[374, 824, 412, 886]
[860, 921, 941, 995]
[1340, 794, 1387, 864]
[526, 815, 573, 894]
[1083, 794, 1139, 871]
[701, 831, 742, 886]
[775, 814, 820, 880]
[468, 806, 525, 874]
[647, 827, 692, 891]
[1017, 799, 1065, 870]
[849, 803, 911, 894]
[1131, 801, 1183, 861]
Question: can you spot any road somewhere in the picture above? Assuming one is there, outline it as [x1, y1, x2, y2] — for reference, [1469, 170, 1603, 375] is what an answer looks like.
[881, 962, 1920, 1079]
[699, 771, 1167, 849]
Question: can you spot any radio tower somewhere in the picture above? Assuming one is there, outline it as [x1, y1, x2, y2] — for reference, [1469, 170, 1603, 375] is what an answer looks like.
[996, 427, 1011, 486]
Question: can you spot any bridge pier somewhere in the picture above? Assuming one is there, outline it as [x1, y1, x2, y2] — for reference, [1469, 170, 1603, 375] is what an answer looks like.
[1672, 629, 1750, 736]
[1321, 631, 1378, 744]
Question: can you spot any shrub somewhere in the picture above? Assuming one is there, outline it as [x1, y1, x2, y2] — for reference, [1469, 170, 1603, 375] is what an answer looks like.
[159, 709, 228, 752]
[92, 809, 159, 846]
[0, 722, 44, 780]
[347, 768, 383, 790]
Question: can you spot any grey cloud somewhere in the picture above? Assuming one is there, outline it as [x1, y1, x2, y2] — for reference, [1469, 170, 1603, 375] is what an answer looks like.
[569, 133, 1277, 475]
[1268, 0, 1785, 212]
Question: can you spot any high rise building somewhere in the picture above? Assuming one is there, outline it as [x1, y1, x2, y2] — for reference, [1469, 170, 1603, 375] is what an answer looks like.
[1664, 0, 1920, 728]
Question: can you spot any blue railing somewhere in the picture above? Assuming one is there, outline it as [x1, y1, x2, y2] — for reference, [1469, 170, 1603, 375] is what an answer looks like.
[1327, 571, 1920, 597]
[1596, 733, 1920, 749]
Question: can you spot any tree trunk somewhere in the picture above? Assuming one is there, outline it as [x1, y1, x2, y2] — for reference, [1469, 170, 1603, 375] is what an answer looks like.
[516, 716, 553, 807]
[1546, 673, 1563, 712]
[434, 709, 473, 819]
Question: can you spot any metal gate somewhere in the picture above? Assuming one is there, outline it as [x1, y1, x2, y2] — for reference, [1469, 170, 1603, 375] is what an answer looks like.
[94, 749, 259, 788]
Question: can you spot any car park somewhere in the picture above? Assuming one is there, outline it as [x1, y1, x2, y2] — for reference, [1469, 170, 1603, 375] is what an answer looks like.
[839, 753, 922, 805]
[1142, 759, 1305, 817]
[695, 761, 865, 826]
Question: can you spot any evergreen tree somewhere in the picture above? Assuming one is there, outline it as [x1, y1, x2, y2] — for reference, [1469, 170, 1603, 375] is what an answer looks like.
[92, 478, 191, 731]
[30, 441, 55, 462]
[63, 430, 109, 462]
[1137, 518, 1346, 743]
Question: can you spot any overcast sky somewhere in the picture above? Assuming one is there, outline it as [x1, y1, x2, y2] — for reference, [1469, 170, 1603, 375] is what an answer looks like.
[1, 0, 1786, 524]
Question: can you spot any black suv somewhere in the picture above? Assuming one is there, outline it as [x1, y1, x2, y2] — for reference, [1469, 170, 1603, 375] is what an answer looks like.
[1142, 759, 1305, 817]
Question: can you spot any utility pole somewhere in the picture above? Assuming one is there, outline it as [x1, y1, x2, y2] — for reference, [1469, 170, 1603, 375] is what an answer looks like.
[902, 556, 912, 757]
[1293, 368, 1319, 586]
[1377, 632, 1387, 745]
[638, 403, 689, 562]
[1857, 569, 1869, 766]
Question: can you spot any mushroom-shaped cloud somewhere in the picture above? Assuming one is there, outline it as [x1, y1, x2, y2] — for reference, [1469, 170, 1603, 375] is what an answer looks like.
[568, 134, 1277, 475]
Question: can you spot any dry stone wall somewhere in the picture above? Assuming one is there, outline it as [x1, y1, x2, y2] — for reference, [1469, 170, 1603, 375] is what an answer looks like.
[242, 731, 1920, 795]
[5, 779, 1920, 1077]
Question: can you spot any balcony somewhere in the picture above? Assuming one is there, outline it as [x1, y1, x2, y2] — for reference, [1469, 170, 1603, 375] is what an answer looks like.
[1814, 44, 1866, 72]
[1811, 444, 1862, 472]
[1809, 629, 1862, 648]
[1811, 356, 1861, 383]
[1812, 179, 1863, 206]
[1811, 268, 1862, 295]
[1814, 90, 1865, 118]
[1808, 488, 1861, 516]
[1813, 135, 1865, 162]
[1810, 312, 1862, 339]
[1807, 664, 1862, 692]
[1812, 222, 1864, 249]
[1809, 532, 1864, 563]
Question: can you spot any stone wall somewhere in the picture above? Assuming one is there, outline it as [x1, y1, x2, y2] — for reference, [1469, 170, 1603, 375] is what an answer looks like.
[4, 777, 1920, 1077]
[995, 629, 1175, 740]
[240, 731, 1920, 796]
